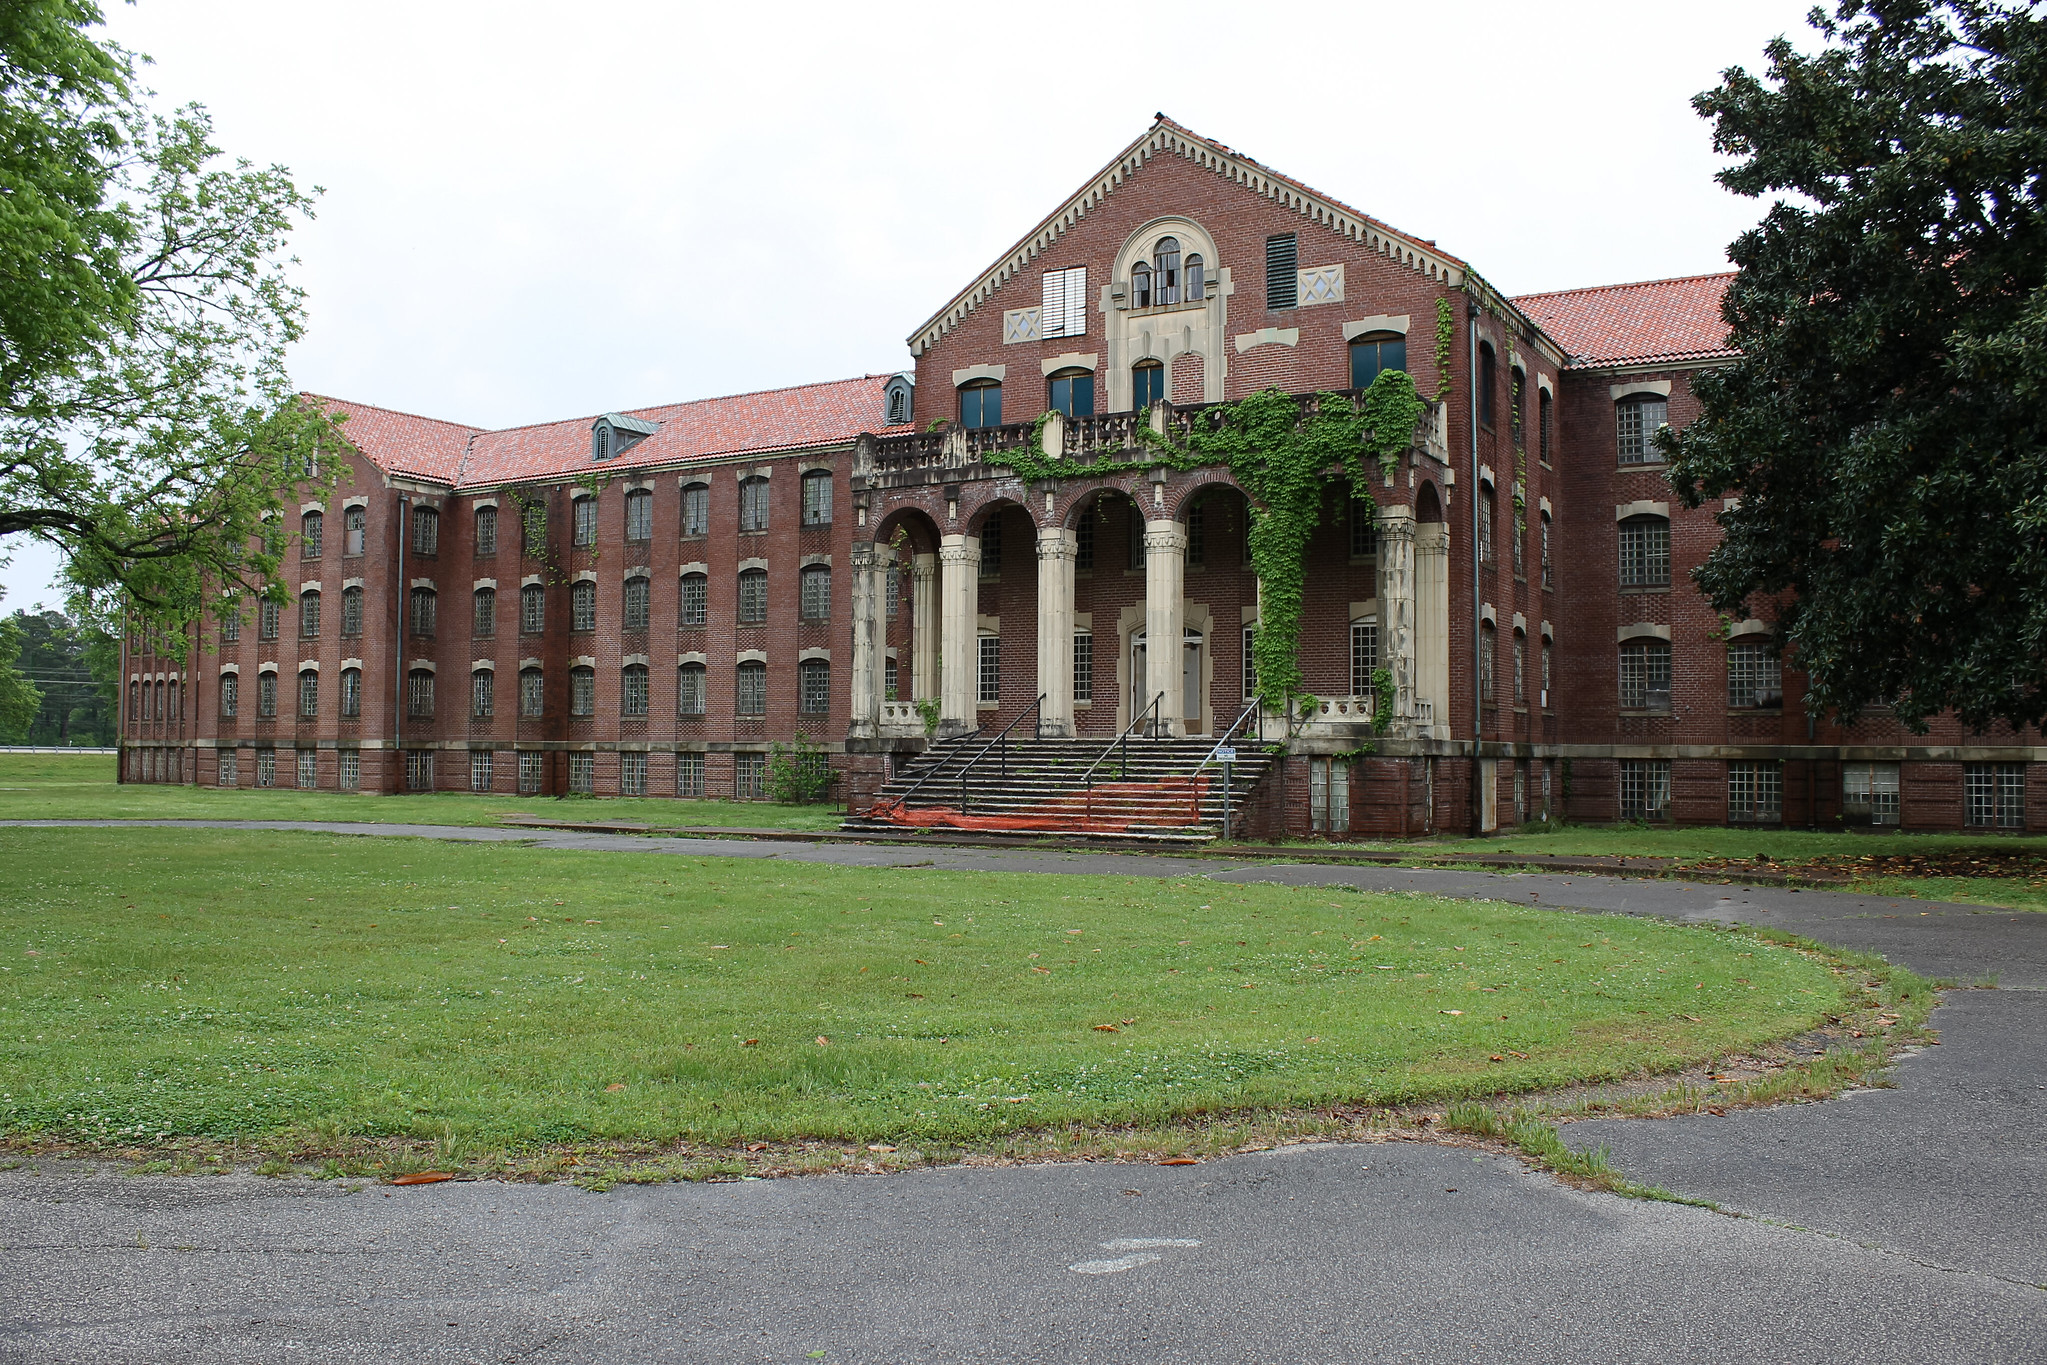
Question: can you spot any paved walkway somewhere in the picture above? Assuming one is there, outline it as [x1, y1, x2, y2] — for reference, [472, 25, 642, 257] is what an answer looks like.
[2, 818, 2042, 1361]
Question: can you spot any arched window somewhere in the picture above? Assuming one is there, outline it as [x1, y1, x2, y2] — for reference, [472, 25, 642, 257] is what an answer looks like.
[1131, 260, 1153, 310]
[736, 661, 767, 715]
[340, 667, 361, 718]
[739, 476, 770, 533]
[621, 664, 649, 717]
[412, 506, 439, 555]
[298, 669, 319, 718]
[799, 659, 830, 714]
[1132, 359, 1165, 410]
[1184, 253, 1204, 302]
[1479, 623, 1496, 704]
[801, 469, 833, 526]
[1153, 236, 1181, 306]
[738, 567, 768, 624]
[301, 511, 323, 559]
[409, 586, 436, 636]
[1477, 342, 1497, 428]
[571, 580, 596, 631]
[473, 586, 495, 638]
[258, 670, 278, 718]
[799, 564, 831, 621]
[680, 572, 708, 627]
[471, 668, 493, 718]
[624, 489, 653, 542]
[1620, 639, 1673, 711]
[1616, 393, 1669, 464]
[677, 662, 707, 716]
[958, 379, 1001, 430]
[520, 583, 545, 633]
[572, 496, 598, 546]
[886, 382, 911, 426]
[343, 505, 365, 555]
[1348, 332, 1408, 389]
[1618, 516, 1671, 588]
[219, 674, 237, 717]
[622, 575, 650, 631]
[407, 668, 434, 717]
[1047, 367, 1094, 419]
[681, 482, 709, 538]
[519, 667, 543, 717]
[475, 505, 498, 554]
[299, 590, 320, 638]
[570, 665, 595, 716]
[594, 423, 611, 462]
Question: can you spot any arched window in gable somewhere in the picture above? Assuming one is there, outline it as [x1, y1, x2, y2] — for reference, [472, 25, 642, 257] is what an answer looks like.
[1153, 236, 1181, 305]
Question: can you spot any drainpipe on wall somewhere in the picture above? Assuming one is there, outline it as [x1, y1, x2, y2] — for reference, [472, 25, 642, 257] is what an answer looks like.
[394, 493, 407, 792]
[116, 604, 129, 783]
[1468, 297, 1484, 833]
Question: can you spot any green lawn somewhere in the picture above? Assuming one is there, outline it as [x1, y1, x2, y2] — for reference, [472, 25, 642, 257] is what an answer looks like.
[0, 752, 842, 832]
[1408, 822, 2047, 863]
[0, 826, 1862, 1153]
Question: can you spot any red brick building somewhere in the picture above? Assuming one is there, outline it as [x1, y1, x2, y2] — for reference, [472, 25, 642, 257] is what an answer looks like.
[119, 118, 2043, 835]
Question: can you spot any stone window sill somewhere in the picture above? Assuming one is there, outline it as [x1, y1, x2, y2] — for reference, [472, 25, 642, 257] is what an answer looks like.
[1618, 585, 1671, 595]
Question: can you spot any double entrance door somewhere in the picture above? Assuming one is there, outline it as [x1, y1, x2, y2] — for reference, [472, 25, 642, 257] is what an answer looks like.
[1130, 627, 1204, 735]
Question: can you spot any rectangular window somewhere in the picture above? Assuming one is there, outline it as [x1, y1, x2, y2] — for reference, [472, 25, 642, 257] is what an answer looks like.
[1618, 759, 1672, 821]
[676, 751, 705, 798]
[571, 669, 594, 716]
[799, 660, 830, 714]
[522, 502, 547, 553]
[682, 484, 709, 537]
[298, 671, 319, 718]
[622, 667, 649, 716]
[518, 751, 543, 795]
[624, 492, 652, 542]
[256, 749, 276, 787]
[302, 514, 323, 559]
[470, 750, 494, 792]
[1512, 509, 1526, 575]
[339, 588, 361, 637]
[1964, 762, 2026, 829]
[1350, 501, 1377, 559]
[980, 518, 1001, 575]
[739, 479, 769, 534]
[1265, 233, 1298, 310]
[738, 571, 767, 624]
[258, 672, 277, 718]
[411, 588, 436, 636]
[1074, 633, 1093, 703]
[801, 472, 833, 527]
[521, 585, 544, 634]
[1309, 757, 1349, 833]
[221, 604, 242, 642]
[338, 752, 359, 790]
[345, 507, 366, 556]
[1186, 504, 1205, 567]
[296, 750, 317, 790]
[472, 670, 493, 717]
[1243, 626, 1258, 699]
[734, 752, 767, 800]
[408, 670, 434, 717]
[1843, 761, 1901, 826]
[341, 669, 361, 717]
[1728, 760, 1783, 824]
[1540, 516, 1553, 591]
[568, 752, 593, 794]
[623, 577, 650, 631]
[1618, 519, 1672, 588]
[1478, 491, 1494, 564]
[800, 567, 831, 620]
[1349, 621, 1379, 698]
[520, 670, 543, 718]
[620, 751, 647, 797]
[885, 564, 900, 620]
[1512, 633, 1526, 704]
[473, 587, 495, 637]
[1619, 641, 1672, 710]
[475, 505, 497, 555]
[573, 498, 598, 547]
[1727, 641, 1782, 709]
[1076, 510, 1094, 570]
[884, 655, 899, 701]
[412, 507, 438, 555]
[978, 635, 1000, 704]
[571, 583, 596, 632]
[680, 574, 707, 627]
[259, 599, 281, 640]
[1617, 396, 1670, 464]
[219, 751, 238, 787]
[1042, 265, 1087, 339]
[736, 664, 766, 716]
[677, 665, 706, 716]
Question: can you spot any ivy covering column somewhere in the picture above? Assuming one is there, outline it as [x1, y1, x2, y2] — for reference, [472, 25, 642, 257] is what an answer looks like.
[1034, 525, 1077, 737]
[1142, 518, 1187, 737]
[1377, 506, 1417, 722]
[937, 535, 980, 737]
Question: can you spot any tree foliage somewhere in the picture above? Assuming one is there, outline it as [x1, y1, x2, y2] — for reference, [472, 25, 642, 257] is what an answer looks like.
[1669, 0, 2047, 731]
[0, 1, 339, 652]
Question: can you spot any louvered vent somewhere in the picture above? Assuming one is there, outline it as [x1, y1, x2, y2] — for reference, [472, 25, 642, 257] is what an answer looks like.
[1265, 233, 1298, 310]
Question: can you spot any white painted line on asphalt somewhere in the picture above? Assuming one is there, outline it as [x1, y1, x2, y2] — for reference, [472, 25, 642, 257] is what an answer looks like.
[1069, 1254, 1162, 1274]
[1100, 1238, 1201, 1251]
[1070, 1238, 1202, 1273]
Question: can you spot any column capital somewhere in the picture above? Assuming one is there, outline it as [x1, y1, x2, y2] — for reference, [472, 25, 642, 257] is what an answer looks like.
[1142, 521, 1189, 554]
[938, 535, 981, 567]
[1035, 526, 1079, 562]
[910, 552, 938, 581]
[850, 540, 878, 568]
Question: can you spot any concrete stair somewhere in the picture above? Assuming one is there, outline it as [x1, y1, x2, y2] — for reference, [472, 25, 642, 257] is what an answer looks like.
[844, 735, 1277, 845]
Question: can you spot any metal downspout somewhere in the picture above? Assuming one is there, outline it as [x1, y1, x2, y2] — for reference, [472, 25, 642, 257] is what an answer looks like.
[394, 494, 407, 790]
[1468, 299, 1484, 832]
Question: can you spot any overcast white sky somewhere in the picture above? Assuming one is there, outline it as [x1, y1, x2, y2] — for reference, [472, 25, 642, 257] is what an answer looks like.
[2, 0, 1820, 610]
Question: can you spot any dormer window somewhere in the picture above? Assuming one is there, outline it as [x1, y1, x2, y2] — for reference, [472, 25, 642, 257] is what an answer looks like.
[883, 373, 915, 427]
[591, 412, 659, 462]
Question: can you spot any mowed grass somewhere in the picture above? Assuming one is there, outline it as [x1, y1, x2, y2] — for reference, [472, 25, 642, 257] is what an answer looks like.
[0, 751, 841, 831]
[0, 826, 1854, 1151]
[1412, 821, 2047, 864]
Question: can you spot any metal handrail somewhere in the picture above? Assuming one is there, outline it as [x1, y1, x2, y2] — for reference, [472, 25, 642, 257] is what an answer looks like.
[954, 694, 1046, 814]
[1081, 691, 1165, 822]
[1186, 702, 1263, 826]
[874, 724, 982, 814]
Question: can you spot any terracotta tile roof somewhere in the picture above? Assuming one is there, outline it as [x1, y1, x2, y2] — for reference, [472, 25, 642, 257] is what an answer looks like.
[311, 375, 909, 491]
[1512, 272, 1738, 369]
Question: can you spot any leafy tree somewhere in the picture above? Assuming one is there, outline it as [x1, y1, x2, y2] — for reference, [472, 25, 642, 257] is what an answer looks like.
[0, 608, 114, 744]
[1669, 0, 2047, 732]
[0, 613, 42, 738]
[0, 1, 338, 652]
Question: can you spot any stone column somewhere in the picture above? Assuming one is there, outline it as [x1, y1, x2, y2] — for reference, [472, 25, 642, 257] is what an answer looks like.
[1414, 521, 1451, 734]
[1376, 507, 1417, 723]
[910, 553, 938, 702]
[847, 540, 885, 740]
[937, 534, 980, 736]
[1142, 518, 1188, 737]
[1035, 525, 1078, 738]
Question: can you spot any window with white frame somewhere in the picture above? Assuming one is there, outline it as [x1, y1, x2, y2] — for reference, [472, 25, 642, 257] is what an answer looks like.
[886, 563, 900, 619]
[622, 664, 649, 717]
[1727, 641, 1782, 709]
[623, 576, 650, 631]
[471, 669, 493, 717]
[978, 635, 1000, 703]
[570, 666, 595, 716]
[220, 673, 239, 717]
[572, 497, 598, 547]
[344, 506, 366, 555]
[471, 751, 493, 792]
[518, 750, 543, 794]
[1843, 761, 1901, 826]
[799, 659, 830, 714]
[620, 751, 647, 796]
[1242, 626, 1258, 699]
[801, 470, 833, 526]
[571, 580, 596, 631]
[800, 565, 831, 620]
[219, 751, 238, 786]
[734, 751, 767, 799]
[407, 669, 434, 717]
[338, 752, 359, 789]
[884, 655, 898, 701]
[1618, 516, 1671, 588]
[1728, 760, 1782, 824]
[738, 568, 768, 624]
[1619, 758, 1671, 820]
[296, 749, 317, 789]
[1042, 265, 1087, 338]
[341, 667, 361, 717]
[519, 668, 543, 718]
[736, 661, 766, 715]
[680, 572, 708, 627]
[520, 584, 544, 633]
[1616, 394, 1669, 464]
[681, 482, 709, 538]
[739, 477, 770, 533]
[256, 749, 275, 787]
[258, 671, 277, 717]
[568, 752, 593, 794]
[1074, 632, 1093, 702]
[676, 751, 705, 797]
[678, 663, 706, 716]
[1512, 631, 1526, 704]
[1619, 639, 1672, 710]
[1310, 757, 1349, 833]
[298, 669, 318, 718]
[624, 489, 653, 542]
[1965, 762, 2025, 828]
[1350, 620, 1378, 697]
